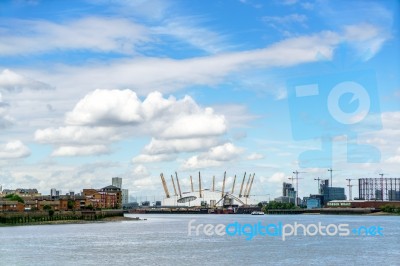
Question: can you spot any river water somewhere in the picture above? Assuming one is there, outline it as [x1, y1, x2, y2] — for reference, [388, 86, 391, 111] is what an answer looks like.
[0, 214, 399, 265]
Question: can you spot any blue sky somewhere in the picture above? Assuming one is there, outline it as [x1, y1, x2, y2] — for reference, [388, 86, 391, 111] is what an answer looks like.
[0, 0, 399, 201]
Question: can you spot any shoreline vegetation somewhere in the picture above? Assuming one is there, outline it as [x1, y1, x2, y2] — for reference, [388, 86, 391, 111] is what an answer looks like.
[0, 215, 145, 227]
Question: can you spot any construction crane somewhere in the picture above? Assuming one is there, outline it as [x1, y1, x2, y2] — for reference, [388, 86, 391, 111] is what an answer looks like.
[175, 171, 182, 198]
[231, 175, 237, 194]
[171, 175, 177, 196]
[221, 171, 226, 198]
[328, 168, 339, 187]
[239, 172, 246, 198]
[346, 178, 356, 201]
[160, 173, 170, 198]
[292, 170, 306, 206]
[314, 177, 322, 193]
[198, 171, 202, 198]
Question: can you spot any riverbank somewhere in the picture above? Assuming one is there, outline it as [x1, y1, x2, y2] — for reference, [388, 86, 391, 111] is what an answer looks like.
[0, 215, 145, 227]
[0, 209, 131, 226]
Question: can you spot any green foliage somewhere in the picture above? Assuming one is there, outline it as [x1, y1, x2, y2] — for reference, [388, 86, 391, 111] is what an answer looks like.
[43, 204, 52, 211]
[85, 204, 94, 210]
[67, 200, 75, 210]
[4, 194, 25, 203]
[48, 209, 55, 216]
[262, 201, 297, 212]
[380, 204, 400, 214]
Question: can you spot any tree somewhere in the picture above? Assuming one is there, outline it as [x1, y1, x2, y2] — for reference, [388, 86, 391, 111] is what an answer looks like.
[67, 200, 75, 210]
[43, 204, 52, 211]
[4, 194, 24, 203]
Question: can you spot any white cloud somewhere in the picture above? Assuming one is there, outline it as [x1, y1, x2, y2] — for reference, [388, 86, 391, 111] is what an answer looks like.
[133, 177, 158, 188]
[0, 94, 13, 129]
[35, 126, 119, 145]
[132, 154, 176, 163]
[23, 29, 342, 96]
[182, 156, 222, 170]
[0, 17, 149, 56]
[0, 69, 53, 92]
[143, 138, 220, 155]
[247, 153, 264, 160]
[343, 23, 389, 60]
[51, 145, 110, 157]
[89, 0, 171, 21]
[207, 143, 243, 161]
[386, 156, 400, 163]
[181, 143, 243, 170]
[0, 140, 30, 159]
[159, 108, 226, 139]
[212, 104, 257, 128]
[35, 89, 228, 157]
[268, 172, 286, 183]
[65, 89, 143, 126]
[153, 17, 229, 54]
[262, 13, 307, 25]
[132, 164, 150, 177]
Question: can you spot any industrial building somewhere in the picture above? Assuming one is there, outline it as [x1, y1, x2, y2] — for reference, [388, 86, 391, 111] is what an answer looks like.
[358, 178, 400, 201]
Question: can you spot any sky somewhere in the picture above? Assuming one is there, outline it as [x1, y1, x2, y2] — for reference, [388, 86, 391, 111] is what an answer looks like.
[0, 0, 399, 202]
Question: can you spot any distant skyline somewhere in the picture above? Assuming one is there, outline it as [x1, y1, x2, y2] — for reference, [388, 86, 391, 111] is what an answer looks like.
[0, 0, 399, 201]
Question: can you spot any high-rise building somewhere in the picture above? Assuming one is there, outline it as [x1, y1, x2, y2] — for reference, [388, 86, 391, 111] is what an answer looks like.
[275, 182, 296, 204]
[122, 189, 129, 204]
[320, 181, 346, 203]
[112, 177, 122, 189]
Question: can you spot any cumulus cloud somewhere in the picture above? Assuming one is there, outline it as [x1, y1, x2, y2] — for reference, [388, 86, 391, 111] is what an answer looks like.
[143, 138, 220, 155]
[35, 89, 228, 158]
[51, 145, 110, 157]
[0, 140, 31, 159]
[65, 89, 143, 126]
[0, 94, 14, 128]
[132, 154, 176, 163]
[182, 143, 243, 170]
[268, 172, 287, 183]
[0, 69, 53, 92]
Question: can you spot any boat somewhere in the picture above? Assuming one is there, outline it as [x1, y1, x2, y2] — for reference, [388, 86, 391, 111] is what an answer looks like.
[251, 211, 265, 215]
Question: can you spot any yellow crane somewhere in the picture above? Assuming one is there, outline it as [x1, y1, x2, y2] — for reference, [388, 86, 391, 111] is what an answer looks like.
[175, 171, 182, 198]
[221, 171, 226, 198]
[243, 173, 251, 198]
[160, 173, 170, 198]
[239, 172, 246, 198]
[231, 175, 236, 194]
[190, 175, 194, 192]
[171, 175, 177, 196]
[198, 172, 202, 198]
[245, 173, 255, 197]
